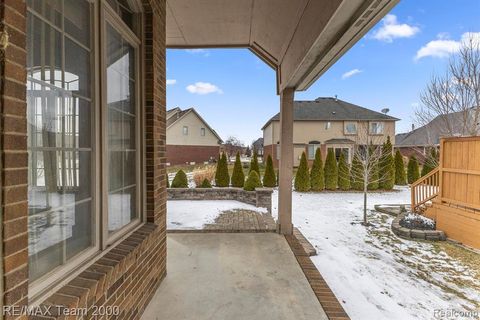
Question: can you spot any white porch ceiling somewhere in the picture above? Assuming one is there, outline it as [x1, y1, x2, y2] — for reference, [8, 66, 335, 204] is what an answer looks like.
[166, 0, 399, 91]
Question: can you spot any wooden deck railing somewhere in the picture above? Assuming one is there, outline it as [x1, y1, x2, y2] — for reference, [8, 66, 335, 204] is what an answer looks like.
[411, 167, 440, 213]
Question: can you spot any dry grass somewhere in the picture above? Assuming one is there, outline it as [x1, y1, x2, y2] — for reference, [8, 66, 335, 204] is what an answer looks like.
[192, 165, 216, 187]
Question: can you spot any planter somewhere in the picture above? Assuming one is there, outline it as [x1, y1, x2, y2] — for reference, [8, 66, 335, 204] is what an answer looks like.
[391, 213, 446, 241]
[167, 187, 273, 213]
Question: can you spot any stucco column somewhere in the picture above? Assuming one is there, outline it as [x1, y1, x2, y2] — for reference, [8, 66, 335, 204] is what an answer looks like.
[277, 87, 295, 235]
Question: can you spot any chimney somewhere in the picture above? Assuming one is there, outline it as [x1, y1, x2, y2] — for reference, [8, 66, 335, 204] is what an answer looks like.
[411, 123, 415, 131]
[334, 94, 338, 101]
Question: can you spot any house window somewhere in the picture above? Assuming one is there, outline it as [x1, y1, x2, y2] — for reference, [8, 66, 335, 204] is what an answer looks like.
[183, 126, 188, 135]
[344, 122, 357, 135]
[325, 122, 331, 130]
[200, 127, 206, 136]
[370, 122, 384, 135]
[26, 0, 143, 295]
[328, 147, 350, 162]
[307, 143, 320, 160]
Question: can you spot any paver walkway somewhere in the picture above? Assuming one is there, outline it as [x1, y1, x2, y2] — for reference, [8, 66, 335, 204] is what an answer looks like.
[141, 233, 328, 320]
[203, 209, 276, 232]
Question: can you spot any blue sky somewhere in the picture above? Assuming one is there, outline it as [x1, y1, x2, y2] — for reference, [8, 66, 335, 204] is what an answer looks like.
[166, 0, 480, 145]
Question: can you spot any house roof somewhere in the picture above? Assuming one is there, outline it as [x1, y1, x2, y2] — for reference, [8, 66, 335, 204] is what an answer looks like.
[166, 107, 223, 143]
[261, 97, 399, 130]
[324, 138, 355, 144]
[395, 111, 470, 147]
[252, 138, 264, 147]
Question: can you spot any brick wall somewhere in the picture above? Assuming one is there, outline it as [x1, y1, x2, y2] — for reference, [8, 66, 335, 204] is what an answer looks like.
[1, 0, 29, 317]
[167, 188, 273, 213]
[166, 144, 219, 165]
[0, 0, 168, 319]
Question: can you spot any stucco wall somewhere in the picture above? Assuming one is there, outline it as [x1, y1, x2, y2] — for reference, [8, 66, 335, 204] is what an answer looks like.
[167, 111, 220, 146]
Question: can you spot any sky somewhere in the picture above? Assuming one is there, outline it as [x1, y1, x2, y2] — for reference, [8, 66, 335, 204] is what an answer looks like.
[166, 0, 480, 145]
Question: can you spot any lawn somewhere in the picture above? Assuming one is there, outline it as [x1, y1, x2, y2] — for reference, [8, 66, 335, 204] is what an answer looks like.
[271, 187, 480, 320]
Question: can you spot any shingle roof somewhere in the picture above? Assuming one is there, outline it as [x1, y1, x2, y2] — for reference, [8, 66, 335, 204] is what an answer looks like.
[395, 112, 468, 147]
[166, 107, 223, 143]
[261, 97, 399, 129]
[324, 138, 355, 144]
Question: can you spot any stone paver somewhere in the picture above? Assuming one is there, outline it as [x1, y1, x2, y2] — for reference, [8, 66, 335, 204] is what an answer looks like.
[203, 209, 276, 232]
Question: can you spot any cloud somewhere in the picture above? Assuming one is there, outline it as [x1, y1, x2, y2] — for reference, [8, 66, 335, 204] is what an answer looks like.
[186, 82, 223, 95]
[415, 32, 480, 60]
[185, 49, 210, 57]
[341, 69, 363, 79]
[372, 14, 420, 42]
[166, 79, 177, 85]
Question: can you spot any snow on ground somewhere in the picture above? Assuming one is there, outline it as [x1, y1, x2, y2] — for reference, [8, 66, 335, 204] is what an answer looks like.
[272, 186, 480, 320]
[167, 200, 267, 230]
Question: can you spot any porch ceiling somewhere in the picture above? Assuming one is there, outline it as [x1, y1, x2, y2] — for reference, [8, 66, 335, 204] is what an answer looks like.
[166, 0, 399, 91]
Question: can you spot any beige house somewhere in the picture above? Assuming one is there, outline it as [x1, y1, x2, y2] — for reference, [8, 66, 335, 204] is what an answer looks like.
[167, 107, 223, 165]
[262, 98, 398, 167]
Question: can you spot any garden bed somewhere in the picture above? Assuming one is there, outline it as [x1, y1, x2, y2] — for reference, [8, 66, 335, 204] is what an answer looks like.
[391, 212, 446, 241]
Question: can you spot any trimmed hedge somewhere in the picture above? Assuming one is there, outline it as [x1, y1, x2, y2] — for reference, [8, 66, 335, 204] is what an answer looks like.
[199, 178, 212, 188]
[407, 155, 420, 184]
[263, 155, 276, 187]
[394, 150, 407, 185]
[244, 171, 262, 191]
[171, 170, 188, 188]
[249, 152, 260, 176]
[337, 151, 350, 190]
[294, 152, 311, 192]
[324, 148, 338, 190]
[166, 172, 170, 188]
[310, 148, 324, 191]
[215, 153, 230, 187]
[231, 152, 245, 187]
[350, 153, 364, 191]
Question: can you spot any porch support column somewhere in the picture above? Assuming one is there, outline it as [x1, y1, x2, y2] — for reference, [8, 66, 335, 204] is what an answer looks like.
[277, 87, 295, 235]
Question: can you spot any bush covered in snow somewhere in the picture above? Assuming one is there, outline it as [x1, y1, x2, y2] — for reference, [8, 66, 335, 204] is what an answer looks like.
[400, 213, 435, 230]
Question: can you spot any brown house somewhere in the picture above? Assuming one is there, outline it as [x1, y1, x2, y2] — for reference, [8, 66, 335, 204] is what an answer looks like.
[166, 107, 223, 165]
[262, 97, 399, 167]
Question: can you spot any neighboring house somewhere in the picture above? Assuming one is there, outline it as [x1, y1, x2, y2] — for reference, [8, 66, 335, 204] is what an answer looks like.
[395, 111, 475, 163]
[252, 138, 264, 156]
[167, 107, 223, 165]
[262, 97, 399, 167]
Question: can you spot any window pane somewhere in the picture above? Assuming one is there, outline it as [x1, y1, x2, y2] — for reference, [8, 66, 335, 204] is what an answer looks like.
[64, 0, 91, 47]
[27, 0, 62, 27]
[106, 23, 138, 233]
[27, 2, 94, 282]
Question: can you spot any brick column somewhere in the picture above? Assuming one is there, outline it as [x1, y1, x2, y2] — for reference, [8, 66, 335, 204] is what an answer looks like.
[277, 87, 294, 235]
[0, 0, 29, 314]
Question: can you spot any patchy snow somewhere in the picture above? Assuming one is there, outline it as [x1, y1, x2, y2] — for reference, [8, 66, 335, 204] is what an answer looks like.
[167, 200, 267, 230]
[403, 212, 435, 228]
[272, 186, 480, 320]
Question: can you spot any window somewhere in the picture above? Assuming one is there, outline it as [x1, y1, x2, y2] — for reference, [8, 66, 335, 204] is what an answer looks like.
[307, 143, 320, 160]
[325, 122, 331, 130]
[200, 127, 206, 136]
[328, 147, 350, 162]
[370, 122, 384, 135]
[26, 0, 143, 295]
[344, 121, 357, 135]
[183, 126, 189, 135]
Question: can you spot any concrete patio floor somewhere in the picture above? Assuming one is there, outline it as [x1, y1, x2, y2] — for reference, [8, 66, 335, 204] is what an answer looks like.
[142, 233, 328, 320]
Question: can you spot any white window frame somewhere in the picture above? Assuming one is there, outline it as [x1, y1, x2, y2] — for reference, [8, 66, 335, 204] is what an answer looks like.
[344, 121, 357, 135]
[183, 126, 189, 135]
[369, 121, 384, 135]
[307, 144, 320, 160]
[325, 122, 331, 130]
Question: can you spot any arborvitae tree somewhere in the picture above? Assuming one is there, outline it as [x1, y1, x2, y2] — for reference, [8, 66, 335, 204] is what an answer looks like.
[244, 171, 262, 191]
[276, 169, 279, 186]
[263, 155, 276, 187]
[294, 152, 310, 192]
[368, 160, 379, 190]
[421, 148, 438, 176]
[379, 136, 395, 190]
[337, 151, 350, 190]
[350, 153, 364, 191]
[171, 170, 188, 188]
[324, 148, 338, 190]
[249, 152, 260, 176]
[231, 152, 245, 187]
[215, 153, 230, 187]
[394, 150, 407, 185]
[199, 178, 212, 188]
[310, 148, 325, 191]
[166, 172, 170, 188]
[407, 155, 420, 184]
